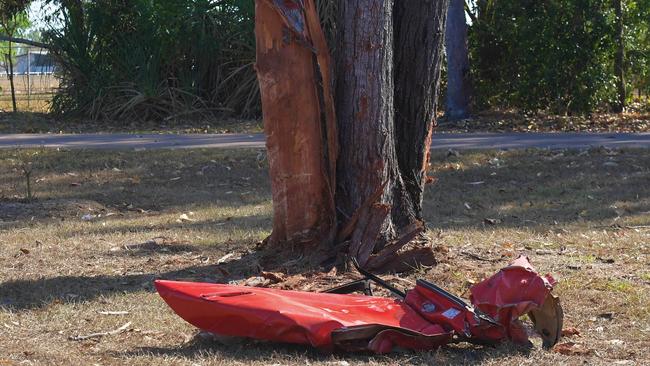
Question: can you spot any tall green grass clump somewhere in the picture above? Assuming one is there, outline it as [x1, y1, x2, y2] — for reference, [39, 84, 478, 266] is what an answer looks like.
[45, 0, 258, 121]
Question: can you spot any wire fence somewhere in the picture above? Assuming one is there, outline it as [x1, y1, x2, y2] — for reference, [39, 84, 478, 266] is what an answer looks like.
[0, 44, 59, 113]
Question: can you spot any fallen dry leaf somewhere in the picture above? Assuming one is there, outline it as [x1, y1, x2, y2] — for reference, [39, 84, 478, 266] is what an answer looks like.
[177, 213, 195, 223]
[261, 271, 285, 284]
[561, 327, 581, 337]
[326, 266, 337, 277]
[243, 276, 270, 287]
[552, 342, 592, 356]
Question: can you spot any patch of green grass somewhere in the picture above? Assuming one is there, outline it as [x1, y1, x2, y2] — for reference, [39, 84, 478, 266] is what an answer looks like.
[604, 279, 635, 293]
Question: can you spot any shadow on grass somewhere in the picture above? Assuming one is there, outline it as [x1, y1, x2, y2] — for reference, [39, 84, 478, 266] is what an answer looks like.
[3, 148, 648, 234]
[63, 212, 272, 240]
[121, 330, 533, 364]
[0, 148, 272, 214]
[423, 149, 650, 230]
[0, 262, 245, 311]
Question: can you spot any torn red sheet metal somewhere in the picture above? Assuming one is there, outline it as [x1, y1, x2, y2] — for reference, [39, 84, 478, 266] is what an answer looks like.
[155, 256, 562, 354]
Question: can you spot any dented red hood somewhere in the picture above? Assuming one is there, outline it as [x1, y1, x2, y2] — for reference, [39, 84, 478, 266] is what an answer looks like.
[155, 256, 562, 354]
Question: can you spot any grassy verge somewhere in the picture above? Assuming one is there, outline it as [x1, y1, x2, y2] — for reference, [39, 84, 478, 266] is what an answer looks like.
[0, 111, 263, 134]
[1, 147, 649, 365]
[437, 106, 650, 133]
[3, 106, 650, 135]
[0, 98, 52, 114]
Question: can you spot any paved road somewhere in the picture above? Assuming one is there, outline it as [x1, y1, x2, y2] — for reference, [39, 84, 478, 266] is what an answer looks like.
[1, 132, 649, 150]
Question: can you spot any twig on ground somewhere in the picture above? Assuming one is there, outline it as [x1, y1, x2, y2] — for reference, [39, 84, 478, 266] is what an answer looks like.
[461, 251, 500, 262]
[69, 322, 132, 341]
[625, 225, 650, 229]
[97, 311, 130, 315]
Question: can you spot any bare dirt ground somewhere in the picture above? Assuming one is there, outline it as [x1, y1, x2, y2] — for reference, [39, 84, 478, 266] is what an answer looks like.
[1, 147, 648, 365]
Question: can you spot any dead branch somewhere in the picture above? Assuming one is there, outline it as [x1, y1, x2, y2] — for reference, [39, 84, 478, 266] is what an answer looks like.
[69, 322, 131, 341]
[337, 182, 387, 242]
[0, 36, 51, 49]
[350, 203, 391, 266]
[97, 311, 130, 315]
[366, 221, 424, 269]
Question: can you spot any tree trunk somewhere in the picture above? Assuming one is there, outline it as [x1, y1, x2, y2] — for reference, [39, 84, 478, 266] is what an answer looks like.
[444, 0, 470, 120]
[6, 42, 17, 113]
[335, 0, 410, 256]
[254, 0, 338, 248]
[613, 0, 625, 113]
[255, 0, 448, 270]
[394, 0, 448, 220]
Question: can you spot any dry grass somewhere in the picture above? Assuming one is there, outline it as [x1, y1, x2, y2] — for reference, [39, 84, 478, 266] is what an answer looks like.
[1, 147, 649, 365]
[0, 111, 263, 134]
[0, 98, 52, 114]
[437, 107, 650, 133]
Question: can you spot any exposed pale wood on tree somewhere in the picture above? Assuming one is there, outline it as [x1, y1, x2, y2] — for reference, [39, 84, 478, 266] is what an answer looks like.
[303, 0, 338, 188]
[254, 0, 338, 247]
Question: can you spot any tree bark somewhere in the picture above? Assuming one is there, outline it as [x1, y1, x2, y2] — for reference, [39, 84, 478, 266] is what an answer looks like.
[394, 0, 448, 221]
[254, 0, 338, 248]
[255, 0, 448, 269]
[6, 42, 18, 113]
[335, 0, 408, 249]
[444, 0, 470, 120]
[613, 0, 626, 113]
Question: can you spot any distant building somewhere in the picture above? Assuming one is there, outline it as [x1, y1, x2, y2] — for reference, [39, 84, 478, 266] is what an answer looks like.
[14, 50, 57, 75]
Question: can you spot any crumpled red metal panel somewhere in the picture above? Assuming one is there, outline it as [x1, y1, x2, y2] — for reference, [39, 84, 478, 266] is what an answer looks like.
[469, 256, 556, 343]
[405, 282, 479, 337]
[154, 280, 451, 353]
[155, 256, 561, 354]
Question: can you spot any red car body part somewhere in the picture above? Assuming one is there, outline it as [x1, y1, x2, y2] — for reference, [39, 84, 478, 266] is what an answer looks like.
[154, 256, 562, 354]
[469, 255, 558, 344]
[154, 280, 452, 353]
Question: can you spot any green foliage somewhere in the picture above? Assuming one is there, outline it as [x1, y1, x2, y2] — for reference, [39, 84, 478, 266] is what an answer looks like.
[469, 0, 649, 114]
[44, 0, 257, 120]
[43, 0, 341, 121]
[0, 1, 31, 54]
[626, 0, 650, 97]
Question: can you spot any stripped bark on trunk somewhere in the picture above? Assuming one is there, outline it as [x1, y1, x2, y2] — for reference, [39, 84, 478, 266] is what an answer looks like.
[254, 0, 338, 248]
